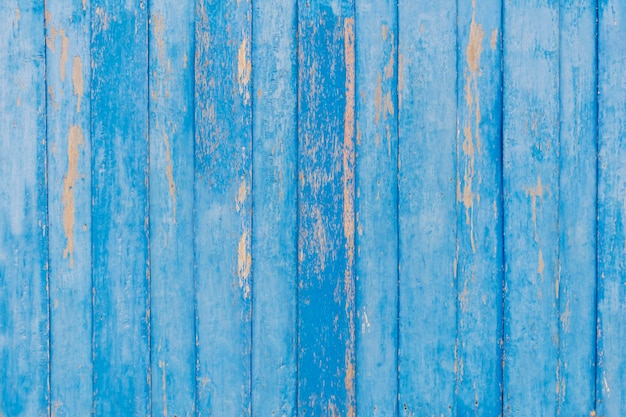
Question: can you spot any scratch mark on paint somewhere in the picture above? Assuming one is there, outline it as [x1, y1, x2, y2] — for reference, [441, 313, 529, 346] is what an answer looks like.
[238, 230, 251, 299]
[460, 6, 484, 253]
[15, 7, 20, 27]
[526, 175, 545, 242]
[236, 179, 247, 212]
[398, 53, 404, 109]
[237, 37, 251, 102]
[537, 249, 545, 279]
[343, 17, 356, 417]
[72, 56, 83, 113]
[374, 74, 382, 125]
[490, 28, 498, 50]
[82, 0, 87, 11]
[164, 132, 176, 220]
[63, 126, 84, 267]
[159, 360, 168, 417]
[59, 29, 69, 82]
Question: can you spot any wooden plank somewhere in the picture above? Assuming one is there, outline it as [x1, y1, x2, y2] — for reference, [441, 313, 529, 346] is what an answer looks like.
[250, 0, 298, 416]
[558, 0, 597, 414]
[455, 0, 503, 414]
[354, 1, 398, 415]
[296, 1, 356, 416]
[397, 0, 457, 414]
[91, 1, 150, 415]
[194, 1, 252, 415]
[597, 0, 626, 414]
[45, 1, 92, 416]
[0, 2, 48, 416]
[148, 1, 196, 416]
[502, 0, 560, 415]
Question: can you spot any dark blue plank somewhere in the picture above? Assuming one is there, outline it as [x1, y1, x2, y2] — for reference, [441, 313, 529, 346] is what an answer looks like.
[0, 2, 48, 416]
[250, 0, 298, 415]
[455, 0, 503, 414]
[194, 1, 253, 415]
[397, 0, 458, 414]
[149, 1, 196, 416]
[597, 0, 626, 414]
[354, 1, 398, 415]
[502, 0, 560, 415]
[45, 0, 92, 415]
[297, 1, 356, 416]
[91, 1, 150, 415]
[558, 0, 597, 414]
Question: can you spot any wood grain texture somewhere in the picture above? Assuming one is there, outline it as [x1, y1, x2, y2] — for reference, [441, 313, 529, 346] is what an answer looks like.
[456, 0, 503, 414]
[45, 0, 92, 416]
[149, 1, 196, 416]
[194, 0, 253, 415]
[597, 0, 626, 414]
[354, 1, 399, 415]
[296, 1, 356, 416]
[0, 2, 48, 416]
[502, 0, 560, 415]
[558, 0, 597, 414]
[91, 1, 150, 415]
[397, 0, 458, 414]
[250, 1, 298, 416]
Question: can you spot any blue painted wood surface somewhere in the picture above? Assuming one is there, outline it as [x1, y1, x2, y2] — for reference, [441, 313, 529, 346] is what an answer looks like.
[46, 0, 92, 416]
[398, 0, 458, 414]
[91, 1, 150, 415]
[2, 1, 626, 416]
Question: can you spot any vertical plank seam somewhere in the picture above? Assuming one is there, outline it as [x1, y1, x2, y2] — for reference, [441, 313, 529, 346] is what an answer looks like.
[593, 0, 600, 411]
[295, 0, 301, 413]
[556, 2, 563, 414]
[146, 0, 153, 415]
[44, 0, 52, 414]
[393, 20, 400, 417]
[498, 0, 506, 414]
[249, 1, 255, 415]
[89, 2, 96, 414]
[192, 0, 199, 414]
[454, 0, 461, 412]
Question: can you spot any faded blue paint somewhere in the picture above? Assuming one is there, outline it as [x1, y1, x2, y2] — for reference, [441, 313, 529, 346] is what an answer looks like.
[91, 1, 150, 415]
[456, 0, 503, 414]
[46, 0, 92, 416]
[398, 1, 458, 415]
[0, 2, 48, 416]
[149, 1, 196, 416]
[194, 1, 253, 415]
[296, 1, 356, 416]
[503, 1, 560, 415]
[354, 1, 399, 416]
[2, 1, 626, 417]
[251, 0, 298, 416]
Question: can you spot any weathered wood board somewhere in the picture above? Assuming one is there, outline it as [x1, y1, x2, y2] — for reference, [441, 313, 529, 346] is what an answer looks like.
[0, 1, 621, 416]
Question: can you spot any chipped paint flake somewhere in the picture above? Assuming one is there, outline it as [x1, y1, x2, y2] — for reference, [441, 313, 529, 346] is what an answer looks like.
[163, 132, 176, 220]
[62, 126, 85, 267]
[72, 56, 84, 113]
[237, 230, 251, 299]
[490, 27, 498, 50]
[59, 29, 69, 82]
[237, 37, 251, 101]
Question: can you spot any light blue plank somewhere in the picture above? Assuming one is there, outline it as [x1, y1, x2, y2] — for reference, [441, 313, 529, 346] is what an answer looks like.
[297, 1, 356, 416]
[397, 0, 457, 414]
[149, 1, 196, 416]
[0, 2, 48, 416]
[502, 1, 560, 415]
[250, 0, 298, 416]
[557, 0, 597, 414]
[597, 0, 626, 414]
[91, 1, 150, 415]
[455, 0, 503, 414]
[45, 1, 92, 416]
[354, 1, 398, 415]
[194, 1, 252, 415]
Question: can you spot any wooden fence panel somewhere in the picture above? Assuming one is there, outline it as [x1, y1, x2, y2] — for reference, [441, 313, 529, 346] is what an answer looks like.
[3, 1, 626, 416]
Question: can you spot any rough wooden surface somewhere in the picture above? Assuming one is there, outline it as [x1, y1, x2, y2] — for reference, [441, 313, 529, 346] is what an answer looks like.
[1, 1, 624, 416]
